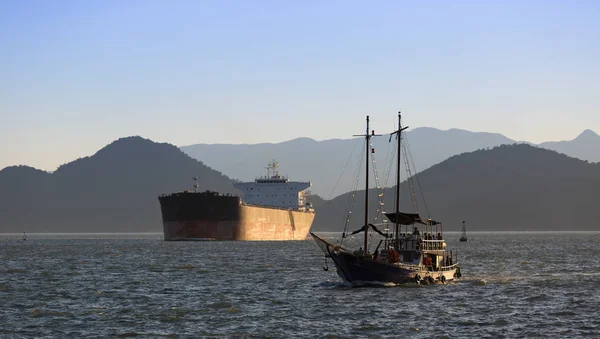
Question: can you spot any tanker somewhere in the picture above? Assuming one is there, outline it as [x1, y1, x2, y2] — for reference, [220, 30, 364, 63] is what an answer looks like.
[158, 161, 315, 241]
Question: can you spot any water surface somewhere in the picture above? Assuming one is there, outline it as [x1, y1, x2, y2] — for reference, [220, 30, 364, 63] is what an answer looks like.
[1, 232, 599, 338]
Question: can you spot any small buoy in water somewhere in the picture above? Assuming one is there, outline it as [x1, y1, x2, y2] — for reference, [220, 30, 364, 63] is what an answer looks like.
[475, 279, 487, 286]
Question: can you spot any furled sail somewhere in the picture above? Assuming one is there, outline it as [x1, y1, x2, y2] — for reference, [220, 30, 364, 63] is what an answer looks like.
[385, 211, 426, 225]
[349, 223, 390, 237]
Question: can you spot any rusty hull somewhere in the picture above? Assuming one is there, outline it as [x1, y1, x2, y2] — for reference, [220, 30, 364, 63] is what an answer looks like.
[163, 205, 315, 241]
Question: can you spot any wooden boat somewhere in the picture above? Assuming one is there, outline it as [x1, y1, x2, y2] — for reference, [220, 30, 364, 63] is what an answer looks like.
[311, 113, 461, 285]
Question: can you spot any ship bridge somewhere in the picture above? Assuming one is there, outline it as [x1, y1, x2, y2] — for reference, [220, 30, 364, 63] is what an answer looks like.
[233, 161, 311, 209]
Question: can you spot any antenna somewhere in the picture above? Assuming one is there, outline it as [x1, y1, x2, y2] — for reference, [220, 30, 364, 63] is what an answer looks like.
[272, 159, 279, 178]
[265, 159, 280, 178]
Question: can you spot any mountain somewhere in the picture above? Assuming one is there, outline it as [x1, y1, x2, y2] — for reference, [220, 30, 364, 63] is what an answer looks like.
[0, 136, 236, 233]
[311, 144, 600, 232]
[538, 129, 600, 163]
[180, 127, 517, 197]
[3, 136, 599, 233]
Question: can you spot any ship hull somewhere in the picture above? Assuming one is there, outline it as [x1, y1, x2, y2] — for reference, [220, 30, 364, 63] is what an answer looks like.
[159, 193, 314, 241]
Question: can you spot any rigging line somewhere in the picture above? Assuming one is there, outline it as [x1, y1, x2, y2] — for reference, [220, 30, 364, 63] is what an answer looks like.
[327, 137, 362, 200]
[379, 132, 397, 196]
[382, 135, 398, 197]
[379, 127, 393, 188]
[383, 132, 401, 215]
[341, 141, 366, 246]
[369, 144, 385, 224]
[364, 130, 397, 233]
[403, 131, 431, 217]
[381, 119, 399, 192]
[368, 137, 395, 247]
[370, 141, 392, 226]
[402, 144, 420, 214]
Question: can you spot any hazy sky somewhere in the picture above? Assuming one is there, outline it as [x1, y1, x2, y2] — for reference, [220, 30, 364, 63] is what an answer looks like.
[2, 0, 599, 171]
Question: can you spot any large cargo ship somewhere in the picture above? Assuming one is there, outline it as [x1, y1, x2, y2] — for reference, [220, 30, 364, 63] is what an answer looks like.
[158, 161, 315, 241]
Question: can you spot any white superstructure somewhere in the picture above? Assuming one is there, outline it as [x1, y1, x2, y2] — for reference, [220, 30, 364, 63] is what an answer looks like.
[234, 161, 312, 210]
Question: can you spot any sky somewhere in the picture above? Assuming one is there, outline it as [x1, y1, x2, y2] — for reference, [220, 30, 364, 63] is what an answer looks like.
[1, 0, 599, 171]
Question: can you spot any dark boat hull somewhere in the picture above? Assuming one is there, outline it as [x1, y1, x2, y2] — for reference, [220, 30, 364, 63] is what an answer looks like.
[330, 249, 417, 284]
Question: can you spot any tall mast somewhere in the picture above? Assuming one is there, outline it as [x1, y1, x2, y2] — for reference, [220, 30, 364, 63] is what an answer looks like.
[391, 112, 408, 248]
[364, 116, 371, 252]
[354, 116, 379, 253]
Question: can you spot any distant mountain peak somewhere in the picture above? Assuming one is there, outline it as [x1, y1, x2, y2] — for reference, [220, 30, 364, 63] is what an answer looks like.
[575, 129, 599, 140]
[94, 136, 163, 155]
[105, 135, 154, 147]
[0, 165, 49, 175]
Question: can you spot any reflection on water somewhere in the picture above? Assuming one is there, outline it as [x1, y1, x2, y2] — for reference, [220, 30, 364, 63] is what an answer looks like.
[1, 232, 599, 338]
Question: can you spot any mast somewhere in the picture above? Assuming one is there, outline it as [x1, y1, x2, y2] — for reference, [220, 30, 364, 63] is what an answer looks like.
[364, 116, 370, 252]
[391, 112, 409, 249]
[354, 116, 379, 253]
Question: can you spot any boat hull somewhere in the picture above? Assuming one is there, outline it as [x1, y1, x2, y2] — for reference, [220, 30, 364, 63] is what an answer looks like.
[311, 232, 459, 284]
[159, 193, 315, 241]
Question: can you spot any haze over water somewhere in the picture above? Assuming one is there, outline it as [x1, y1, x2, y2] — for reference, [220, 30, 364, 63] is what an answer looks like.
[2, 232, 599, 337]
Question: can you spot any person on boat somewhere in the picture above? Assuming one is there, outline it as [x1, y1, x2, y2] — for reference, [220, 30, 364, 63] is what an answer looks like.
[373, 249, 379, 260]
[413, 227, 420, 236]
[386, 248, 399, 263]
[424, 256, 432, 269]
[437, 233, 442, 240]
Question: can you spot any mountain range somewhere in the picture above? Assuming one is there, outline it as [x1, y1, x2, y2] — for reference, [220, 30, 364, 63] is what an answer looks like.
[0, 137, 235, 233]
[1, 134, 599, 233]
[311, 143, 600, 231]
[180, 128, 600, 197]
[538, 129, 600, 164]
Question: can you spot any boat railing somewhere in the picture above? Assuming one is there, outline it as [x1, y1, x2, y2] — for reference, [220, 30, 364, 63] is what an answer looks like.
[240, 203, 315, 213]
[419, 239, 446, 250]
[437, 263, 459, 271]
[158, 191, 239, 198]
[439, 249, 458, 270]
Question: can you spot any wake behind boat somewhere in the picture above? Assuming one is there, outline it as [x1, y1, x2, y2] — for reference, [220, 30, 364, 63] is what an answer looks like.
[311, 113, 461, 285]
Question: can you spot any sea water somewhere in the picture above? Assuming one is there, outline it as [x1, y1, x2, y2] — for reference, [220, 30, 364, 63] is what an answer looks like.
[1, 232, 599, 338]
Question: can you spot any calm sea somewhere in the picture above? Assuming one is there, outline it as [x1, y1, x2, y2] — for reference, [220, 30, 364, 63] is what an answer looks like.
[1, 232, 599, 338]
